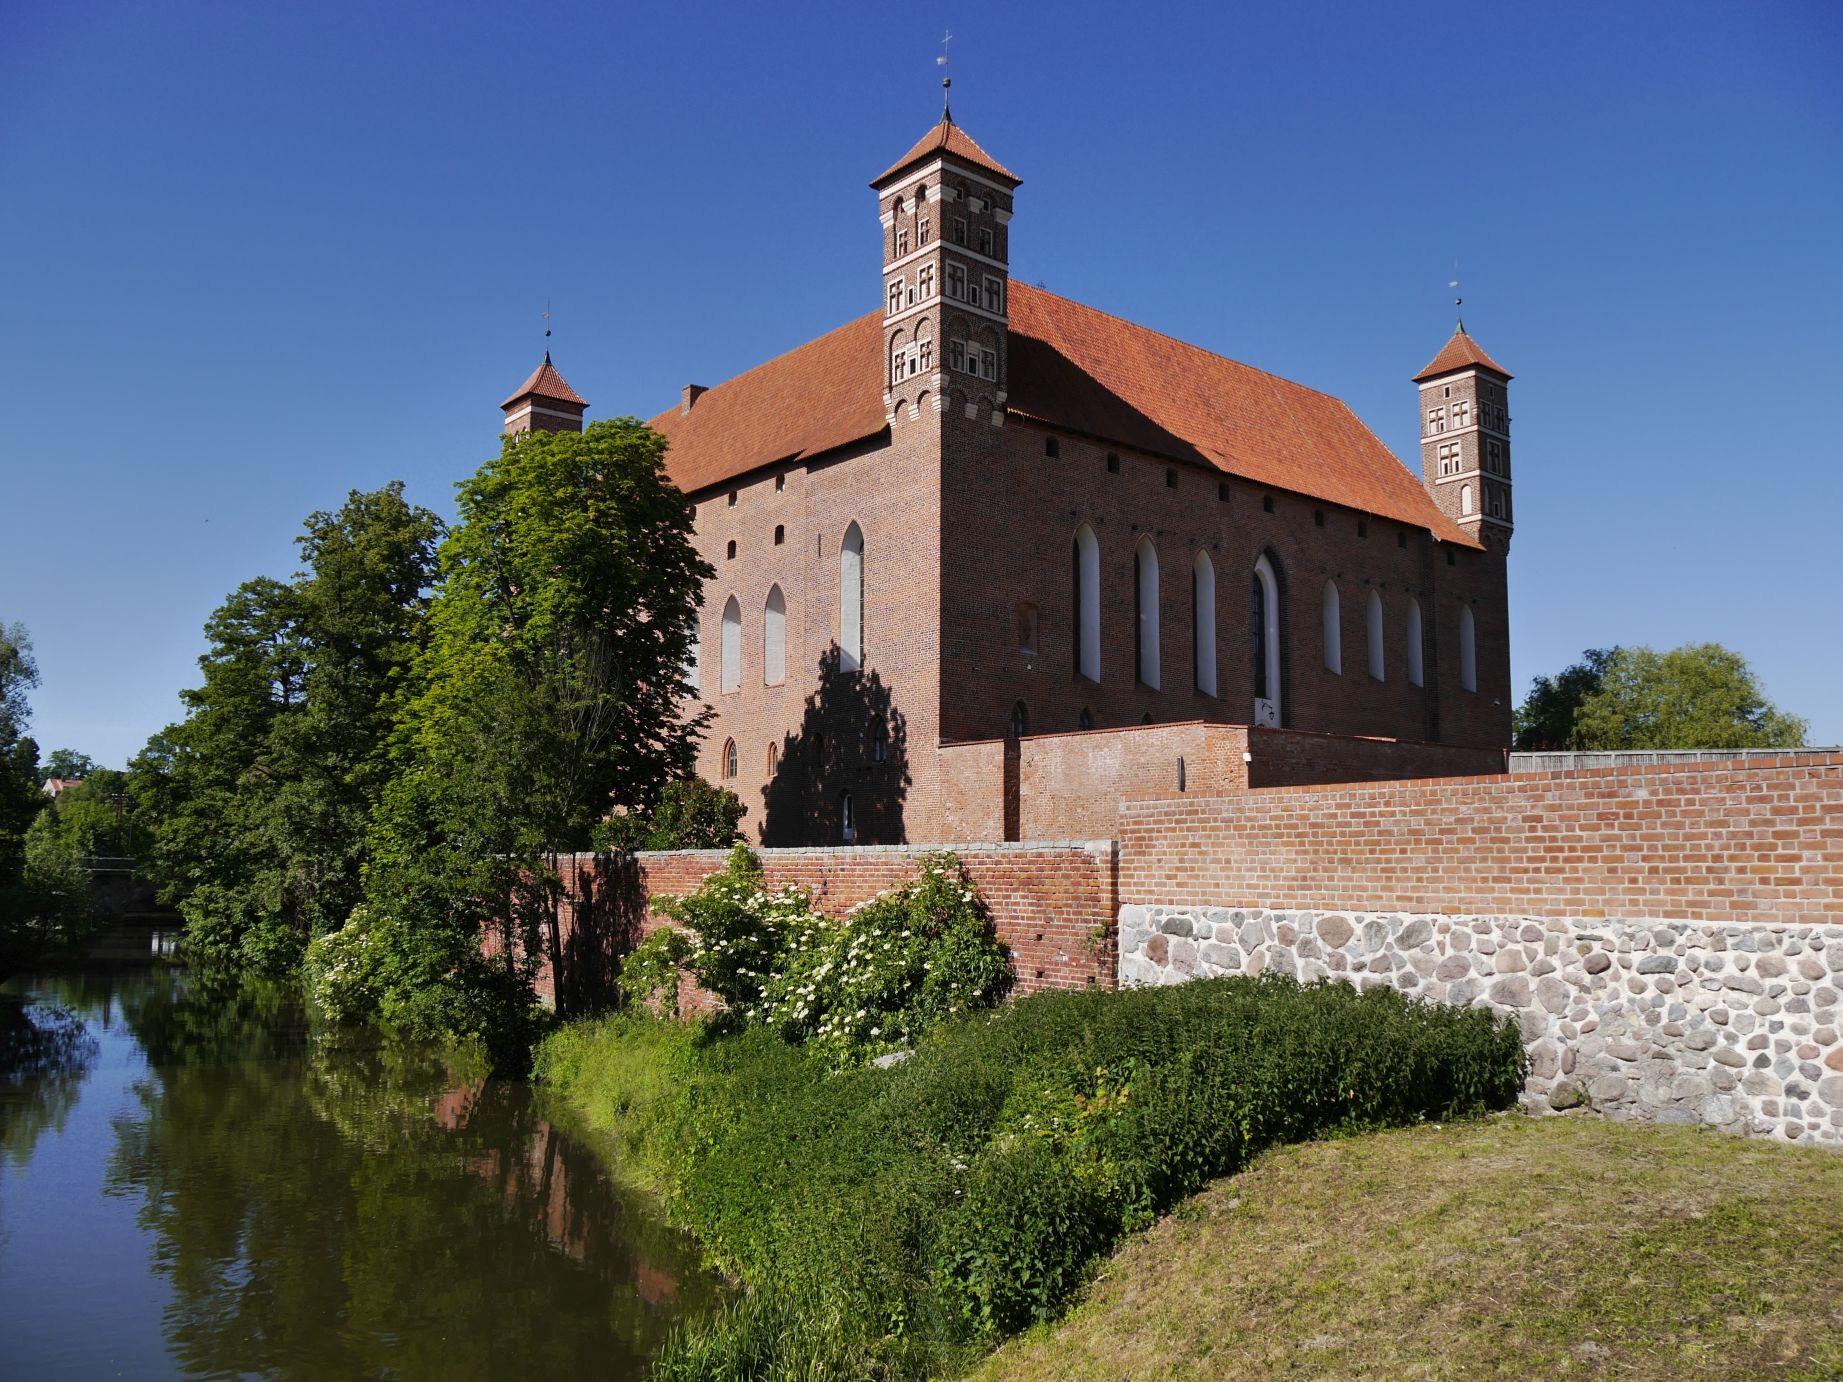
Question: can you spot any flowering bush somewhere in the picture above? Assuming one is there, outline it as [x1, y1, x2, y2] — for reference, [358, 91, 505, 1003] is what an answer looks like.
[633, 845, 1012, 1064]
[759, 851, 1012, 1065]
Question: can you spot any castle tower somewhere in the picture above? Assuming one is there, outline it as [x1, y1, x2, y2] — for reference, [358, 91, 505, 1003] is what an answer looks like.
[1414, 322, 1514, 550]
[869, 105, 1020, 428]
[500, 352, 588, 435]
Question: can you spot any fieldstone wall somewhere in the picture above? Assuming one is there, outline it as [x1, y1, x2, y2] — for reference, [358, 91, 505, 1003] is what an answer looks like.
[1118, 905, 1843, 1147]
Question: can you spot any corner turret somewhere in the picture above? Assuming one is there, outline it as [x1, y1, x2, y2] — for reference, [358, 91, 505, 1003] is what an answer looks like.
[1415, 323, 1513, 551]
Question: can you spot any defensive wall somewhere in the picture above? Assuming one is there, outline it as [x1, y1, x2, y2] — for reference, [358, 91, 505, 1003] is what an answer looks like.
[1117, 751, 1843, 1146]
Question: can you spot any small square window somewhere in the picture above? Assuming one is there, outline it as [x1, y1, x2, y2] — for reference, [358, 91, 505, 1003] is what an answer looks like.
[1397, 531, 1407, 549]
[1045, 437, 1060, 458]
[1106, 453, 1121, 474]
[774, 474, 785, 493]
[1314, 509, 1325, 527]
[1218, 483, 1230, 502]
[773, 525, 785, 546]
[726, 540, 736, 560]
[1165, 469, 1177, 489]
[1263, 495, 1275, 514]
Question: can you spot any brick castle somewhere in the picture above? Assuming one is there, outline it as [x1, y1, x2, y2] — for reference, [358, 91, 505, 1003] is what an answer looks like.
[499, 108, 1518, 845]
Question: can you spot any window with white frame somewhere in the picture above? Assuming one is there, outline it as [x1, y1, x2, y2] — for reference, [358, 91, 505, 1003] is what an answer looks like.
[980, 347, 997, 380]
[1438, 441, 1462, 476]
[1460, 483, 1474, 516]
[919, 216, 930, 244]
[720, 596, 742, 693]
[896, 226, 908, 256]
[1454, 399, 1472, 427]
[1427, 406, 1447, 434]
[919, 264, 934, 298]
[1406, 598, 1424, 687]
[763, 585, 786, 685]
[887, 280, 902, 315]
[983, 276, 1003, 312]
[918, 339, 932, 371]
[946, 264, 965, 299]
[947, 339, 965, 371]
[978, 225, 994, 256]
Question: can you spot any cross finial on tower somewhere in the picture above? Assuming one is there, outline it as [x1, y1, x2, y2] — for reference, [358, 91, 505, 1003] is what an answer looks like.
[1449, 263, 1465, 333]
[937, 30, 954, 121]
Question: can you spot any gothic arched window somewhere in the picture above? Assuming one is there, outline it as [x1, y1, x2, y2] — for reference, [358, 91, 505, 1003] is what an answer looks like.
[1010, 701, 1028, 739]
[1251, 553, 1282, 722]
[763, 584, 786, 686]
[1460, 605, 1477, 693]
[1073, 525, 1100, 682]
[1193, 551, 1217, 696]
[839, 522, 864, 672]
[1135, 537, 1160, 689]
[1406, 598, 1425, 687]
[840, 791, 856, 844]
[1367, 591, 1385, 681]
[1322, 580, 1342, 675]
[720, 596, 742, 693]
[721, 738, 738, 779]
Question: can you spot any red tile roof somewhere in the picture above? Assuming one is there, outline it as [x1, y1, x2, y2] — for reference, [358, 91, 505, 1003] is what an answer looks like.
[648, 284, 1479, 547]
[873, 118, 1020, 188]
[502, 353, 588, 408]
[1413, 328, 1512, 382]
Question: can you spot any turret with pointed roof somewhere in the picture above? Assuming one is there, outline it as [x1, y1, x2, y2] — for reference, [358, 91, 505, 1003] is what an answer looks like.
[871, 108, 1018, 430]
[1415, 321, 1515, 550]
[501, 351, 588, 435]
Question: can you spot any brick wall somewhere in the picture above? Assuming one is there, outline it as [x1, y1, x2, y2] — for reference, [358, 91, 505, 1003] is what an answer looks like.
[1119, 752, 1843, 924]
[938, 722, 1505, 842]
[534, 840, 1119, 1008]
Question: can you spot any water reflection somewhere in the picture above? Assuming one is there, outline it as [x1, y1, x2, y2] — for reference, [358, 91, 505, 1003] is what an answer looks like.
[0, 969, 719, 1379]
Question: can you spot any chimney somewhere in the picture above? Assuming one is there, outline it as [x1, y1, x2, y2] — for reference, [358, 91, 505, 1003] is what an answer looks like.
[681, 383, 708, 415]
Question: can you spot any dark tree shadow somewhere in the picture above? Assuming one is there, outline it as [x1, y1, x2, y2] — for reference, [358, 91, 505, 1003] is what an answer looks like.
[545, 850, 649, 1019]
[760, 647, 911, 847]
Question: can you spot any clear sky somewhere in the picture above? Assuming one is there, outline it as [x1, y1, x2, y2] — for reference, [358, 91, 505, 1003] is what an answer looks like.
[3, 0, 1839, 767]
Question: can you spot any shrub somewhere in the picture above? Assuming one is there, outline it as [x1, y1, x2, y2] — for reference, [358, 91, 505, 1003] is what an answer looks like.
[539, 972, 1527, 1377]
[598, 777, 745, 852]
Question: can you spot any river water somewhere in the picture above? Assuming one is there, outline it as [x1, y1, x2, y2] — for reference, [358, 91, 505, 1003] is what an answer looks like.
[0, 965, 722, 1378]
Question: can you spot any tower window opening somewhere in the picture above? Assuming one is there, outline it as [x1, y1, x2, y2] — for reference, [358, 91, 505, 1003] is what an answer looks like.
[726, 540, 736, 560]
[727, 491, 738, 507]
[919, 216, 930, 244]
[979, 225, 994, 256]
[1166, 469, 1178, 489]
[952, 217, 966, 245]
[1263, 495, 1274, 513]
[774, 524, 784, 545]
[1106, 453, 1121, 473]
[1460, 605, 1477, 692]
[839, 522, 864, 672]
[1045, 436, 1060, 458]
[774, 474, 785, 493]
[1009, 701, 1028, 739]
[722, 739, 738, 779]
[871, 719, 888, 762]
[840, 792, 855, 844]
[1218, 482, 1230, 502]
[896, 226, 909, 256]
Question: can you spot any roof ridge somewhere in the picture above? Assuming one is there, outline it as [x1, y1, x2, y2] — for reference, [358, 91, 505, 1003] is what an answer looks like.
[652, 308, 880, 417]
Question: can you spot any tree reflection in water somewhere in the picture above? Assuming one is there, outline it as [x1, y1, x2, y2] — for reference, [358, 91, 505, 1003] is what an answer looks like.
[92, 970, 719, 1379]
[0, 992, 99, 1172]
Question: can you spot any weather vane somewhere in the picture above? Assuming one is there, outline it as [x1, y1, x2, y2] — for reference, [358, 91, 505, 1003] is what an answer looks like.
[1449, 261, 1464, 332]
[543, 298, 552, 343]
[938, 30, 953, 118]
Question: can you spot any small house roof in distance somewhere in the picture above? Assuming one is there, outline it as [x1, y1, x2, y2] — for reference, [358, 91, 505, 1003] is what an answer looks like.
[873, 117, 1020, 188]
[1413, 327, 1512, 382]
[502, 352, 588, 408]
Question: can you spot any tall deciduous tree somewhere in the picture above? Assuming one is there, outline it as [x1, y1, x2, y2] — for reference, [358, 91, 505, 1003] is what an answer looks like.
[132, 484, 442, 974]
[349, 419, 711, 1053]
[1, 621, 45, 977]
[1565, 643, 1807, 750]
[1512, 647, 1618, 751]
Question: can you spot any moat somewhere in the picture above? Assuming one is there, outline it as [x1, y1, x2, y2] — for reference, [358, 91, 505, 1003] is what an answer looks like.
[0, 963, 721, 1378]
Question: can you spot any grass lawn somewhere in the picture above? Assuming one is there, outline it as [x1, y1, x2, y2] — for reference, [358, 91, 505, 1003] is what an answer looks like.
[974, 1114, 1843, 1381]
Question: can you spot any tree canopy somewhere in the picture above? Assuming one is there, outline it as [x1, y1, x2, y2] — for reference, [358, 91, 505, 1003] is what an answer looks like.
[1515, 643, 1807, 752]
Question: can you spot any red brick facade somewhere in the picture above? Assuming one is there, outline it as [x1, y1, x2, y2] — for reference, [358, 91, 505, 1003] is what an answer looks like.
[1117, 752, 1843, 924]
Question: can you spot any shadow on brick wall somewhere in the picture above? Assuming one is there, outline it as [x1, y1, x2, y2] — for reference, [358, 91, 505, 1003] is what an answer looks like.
[760, 647, 911, 846]
[546, 851, 649, 1017]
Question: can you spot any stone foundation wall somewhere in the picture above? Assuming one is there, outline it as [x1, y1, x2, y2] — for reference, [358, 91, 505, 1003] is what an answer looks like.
[1119, 905, 1843, 1147]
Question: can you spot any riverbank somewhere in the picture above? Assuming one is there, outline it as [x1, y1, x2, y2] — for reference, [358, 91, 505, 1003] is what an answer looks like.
[975, 1114, 1843, 1381]
[535, 975, 1526, 1378]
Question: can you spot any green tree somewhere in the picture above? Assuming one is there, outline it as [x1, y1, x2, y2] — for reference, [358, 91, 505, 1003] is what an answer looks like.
[1513, 647, 1617, 751]
[343, 419, 711, 1054]
[1, 622, 45, 978]
[132, 484, 442, 976]
[1570, 643, 1807, 750]
[599, 777, 744, 851]
[37, 748, 98, 784]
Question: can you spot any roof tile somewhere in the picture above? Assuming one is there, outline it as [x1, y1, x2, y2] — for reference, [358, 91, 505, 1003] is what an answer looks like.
[1412, 328, 1512, 382]
[502, 353, 588, 408]
[873, 118, 1020, 187]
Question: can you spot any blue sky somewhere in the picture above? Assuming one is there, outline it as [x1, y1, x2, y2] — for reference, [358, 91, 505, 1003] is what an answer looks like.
[3, 0, 1839, 766]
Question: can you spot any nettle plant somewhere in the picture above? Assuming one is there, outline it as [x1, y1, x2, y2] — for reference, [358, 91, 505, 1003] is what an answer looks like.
[627, 844, 1011, 1064]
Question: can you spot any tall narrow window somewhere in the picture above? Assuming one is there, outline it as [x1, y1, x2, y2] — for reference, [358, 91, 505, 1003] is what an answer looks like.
[1406, 598, 1425, 687]
[1078, 707, 1093, 731]
[1135, 537, 1160, 689]
[720, 596, 741, 693]
[763, 584, 786, 686]
[1460, 483, 1474, 516]
[1251, 553, 1281, 723]
[840, 792, 855, 844]
[1459, 605, 1477, 692]
[1322, 580, 1342, 674]
[1366, 591, 1385, 680]
[839, 522, 864, 672]
[1193, 551, 1217, 696]
[1009, 701, 1028, 739]
[1073, 525, 1100, 682]
[722, 738, 738, 779]
[685, 627, 701, 696]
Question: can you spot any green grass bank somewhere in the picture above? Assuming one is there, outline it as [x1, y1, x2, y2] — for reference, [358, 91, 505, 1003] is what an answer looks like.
[976, 1114, 1843, 1381]
[535, 974, 1525, 1379]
